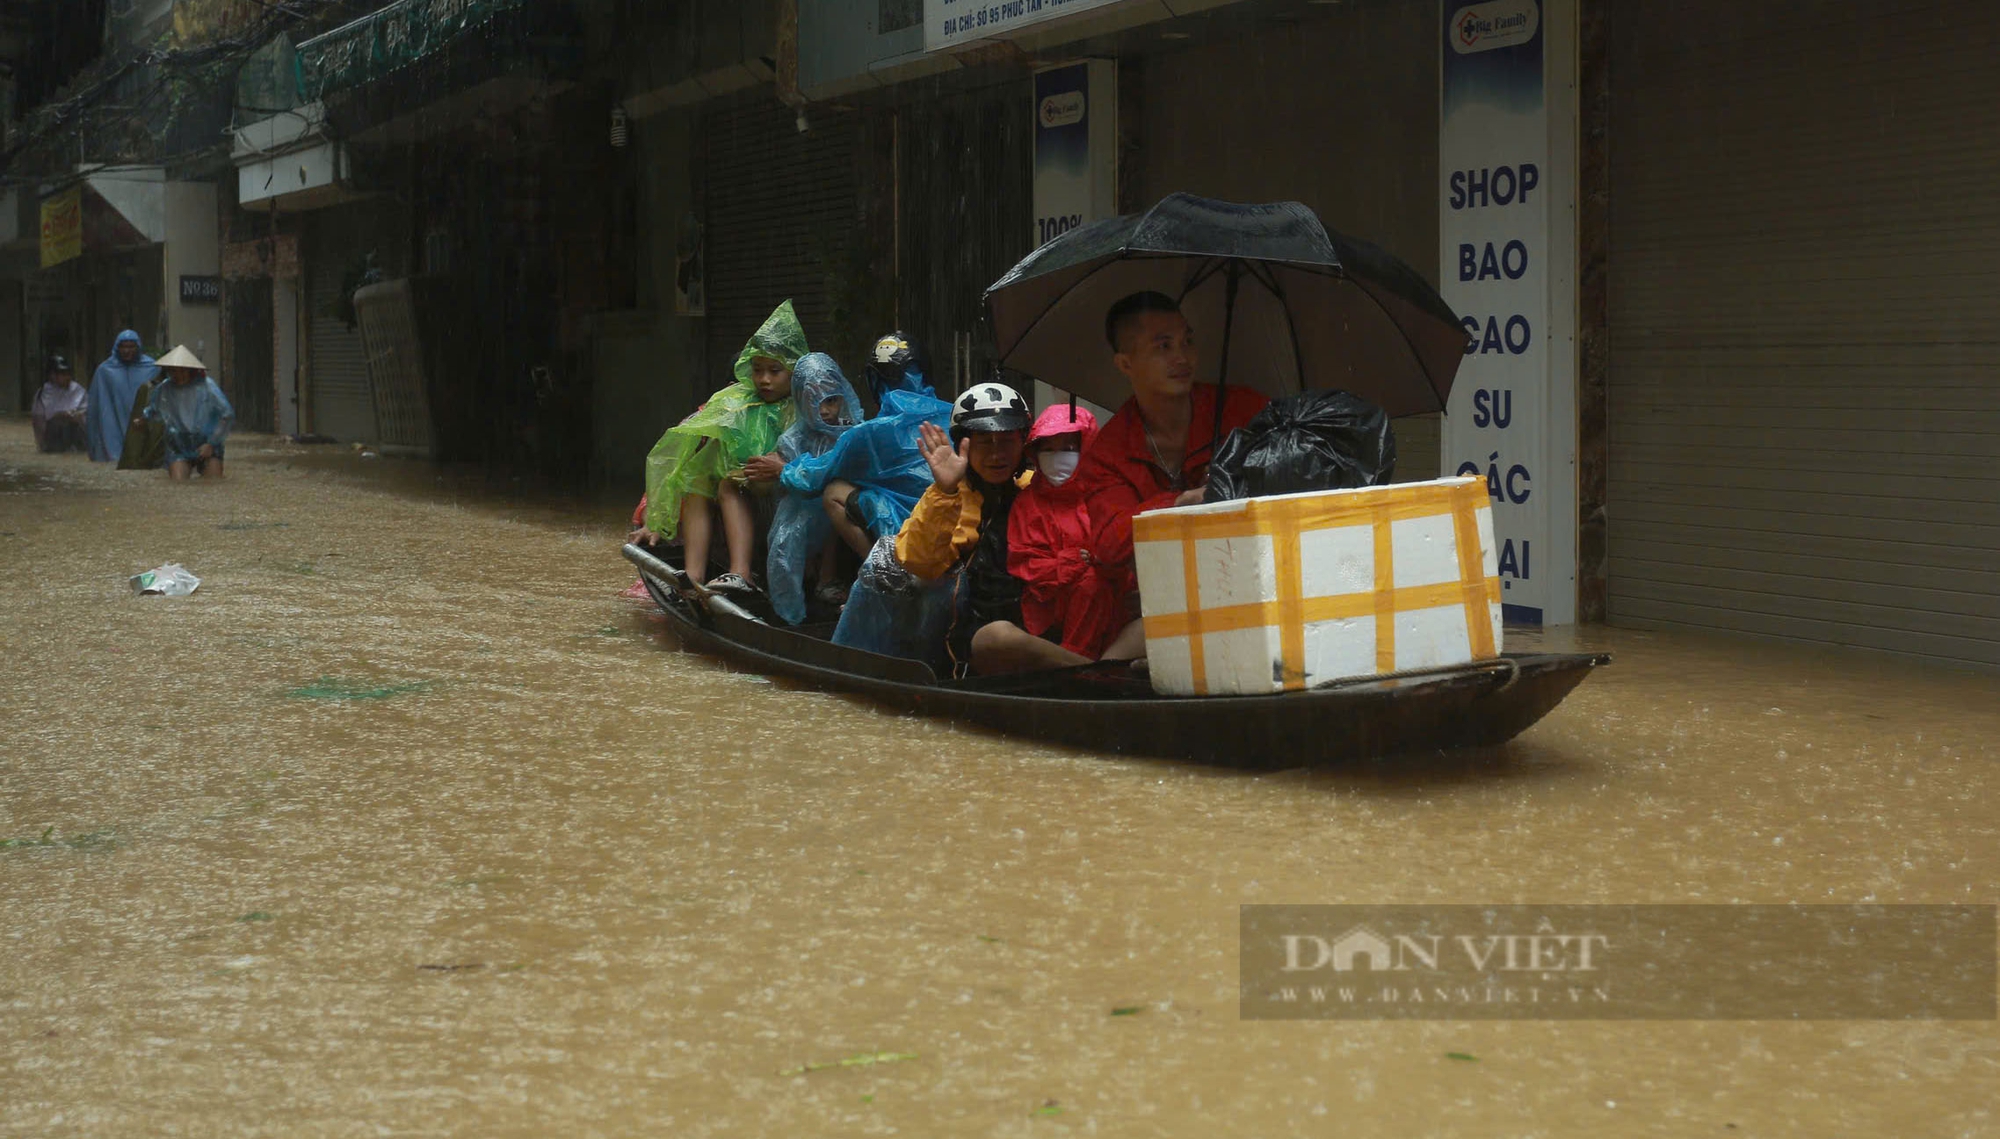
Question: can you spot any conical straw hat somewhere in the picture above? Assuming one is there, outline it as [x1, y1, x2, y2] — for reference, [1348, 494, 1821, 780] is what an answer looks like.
[155, 345, 207, 371]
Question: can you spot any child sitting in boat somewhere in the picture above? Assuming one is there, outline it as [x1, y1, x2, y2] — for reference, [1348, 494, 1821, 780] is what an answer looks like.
[766, 353, 864, 624]
[830, 381, 1033, 674]
[964, 403, 1126, 671]
[642, 300, 809, 594]
[779, 332, 952, 561]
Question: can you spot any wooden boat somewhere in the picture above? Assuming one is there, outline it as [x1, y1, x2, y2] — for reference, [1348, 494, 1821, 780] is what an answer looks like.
[622, 544, 1608, 768]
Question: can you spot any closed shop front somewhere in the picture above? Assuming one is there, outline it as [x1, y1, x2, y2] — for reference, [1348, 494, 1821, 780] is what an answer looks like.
[1125, 2, 1442, 479]
[1607, 0, 2000, 668]
[305, 202, 405, 442]
[701, 98, 860, 379]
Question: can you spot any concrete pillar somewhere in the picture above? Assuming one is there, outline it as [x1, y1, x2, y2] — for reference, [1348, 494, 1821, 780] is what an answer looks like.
[162, 182, 221, 373]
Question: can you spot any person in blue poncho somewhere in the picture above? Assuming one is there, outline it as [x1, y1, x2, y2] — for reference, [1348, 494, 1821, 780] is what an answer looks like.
[142, 345, 234, 479]
[83, 329, 159, 463]
[766, 353, 865, 624]
[780, 332, 953, 565]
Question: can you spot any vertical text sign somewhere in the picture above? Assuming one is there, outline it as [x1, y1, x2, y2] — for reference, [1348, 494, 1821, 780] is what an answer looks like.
[1439, 0, 1555, 624]
[1031, 60, 1116, 418]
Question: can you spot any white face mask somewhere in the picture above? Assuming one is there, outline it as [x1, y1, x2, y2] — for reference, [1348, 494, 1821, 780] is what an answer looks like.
[1036, 450, 1081, 486]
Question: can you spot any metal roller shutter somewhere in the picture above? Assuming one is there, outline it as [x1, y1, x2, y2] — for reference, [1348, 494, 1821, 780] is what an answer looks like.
[307, 221, 377, 444]
[1607, 0, 2000, 669]
[702, 99, 858, 379]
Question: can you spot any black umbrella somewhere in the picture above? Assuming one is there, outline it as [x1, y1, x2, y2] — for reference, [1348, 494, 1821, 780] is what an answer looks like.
[983, 192, 1470, 424]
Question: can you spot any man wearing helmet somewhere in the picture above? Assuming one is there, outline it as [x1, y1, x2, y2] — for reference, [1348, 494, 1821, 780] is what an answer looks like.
[831, 379, 1044, 674]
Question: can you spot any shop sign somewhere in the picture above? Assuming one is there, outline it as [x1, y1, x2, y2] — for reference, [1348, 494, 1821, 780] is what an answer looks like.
[925, 0, 1123, 52]
[39, 186, 82, 269]
[1448, 0, 1539, 54]
[299, 0, 529, 99]
[1030, 61, 1113, 249]
[1438, 0, 1575, 626]
[1029, 59, 1116, 420]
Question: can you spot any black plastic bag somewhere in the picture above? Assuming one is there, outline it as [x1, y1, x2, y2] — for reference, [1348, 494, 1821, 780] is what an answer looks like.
[1205, 390, 1396, 502]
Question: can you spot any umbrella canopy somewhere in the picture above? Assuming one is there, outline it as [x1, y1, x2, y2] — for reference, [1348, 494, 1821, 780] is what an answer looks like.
[983, 193, 1469, 417]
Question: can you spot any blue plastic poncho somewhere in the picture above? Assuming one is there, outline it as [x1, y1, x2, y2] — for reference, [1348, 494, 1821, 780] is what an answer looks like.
[144, 374, 235, 462]
[778, 376, 952, 543]
[84, 330, 158, 462]
[767, 354, 863, 624]
[774, 353, 862, 461]
[831, 535, 967, 673]
[867, 353, 934, 408]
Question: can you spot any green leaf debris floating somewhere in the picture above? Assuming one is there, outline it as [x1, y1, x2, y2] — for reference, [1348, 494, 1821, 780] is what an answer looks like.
[778, 1051, 918, 1077]
[1110, 1006, 1143, 1016]
[1446, 1052, 1479, 1062]
[285, 677, 431, 701]
[1, 827, 117, 851]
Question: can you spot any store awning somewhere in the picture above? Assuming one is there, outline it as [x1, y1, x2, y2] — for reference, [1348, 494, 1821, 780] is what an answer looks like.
[296, 0, 533, 101]
[37, 171, 166, 268]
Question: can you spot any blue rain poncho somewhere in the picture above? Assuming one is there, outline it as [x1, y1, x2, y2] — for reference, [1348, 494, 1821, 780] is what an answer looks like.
[778, 373, 953, 543]
[84, 330, 158, 462]
[830, 535, 967, 673]
[144, 374, 235, 462]
[767, 354, 863, 624]
[644, 301, 809, 540]
[773, 353, 862, 461]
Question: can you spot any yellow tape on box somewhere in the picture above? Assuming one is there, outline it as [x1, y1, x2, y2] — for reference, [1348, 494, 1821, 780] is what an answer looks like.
[1131, 475, 1502, 697]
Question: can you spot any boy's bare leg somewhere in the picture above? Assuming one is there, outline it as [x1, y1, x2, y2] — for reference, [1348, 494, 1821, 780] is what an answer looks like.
[1098, 618, 1150, 661]
[969, 621, 1091, 675]
[204, 458, 225, 479]
[716, 479, 757, 581]
[681, 494, 715, 584]
[167, 461, 193, 480]
[821, 480, 873, 556]
[816, 536, 839, 584]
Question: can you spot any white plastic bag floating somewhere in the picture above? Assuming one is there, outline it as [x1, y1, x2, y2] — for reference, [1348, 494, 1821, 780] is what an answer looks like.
[130, 563, 201, 597]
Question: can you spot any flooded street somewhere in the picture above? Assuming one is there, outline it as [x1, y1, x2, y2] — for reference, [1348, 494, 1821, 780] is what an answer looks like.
[3, 421, 1996, 1137]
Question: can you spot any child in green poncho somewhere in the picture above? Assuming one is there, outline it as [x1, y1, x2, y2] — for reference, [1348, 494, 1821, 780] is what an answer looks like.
[643, 300, 810, 593]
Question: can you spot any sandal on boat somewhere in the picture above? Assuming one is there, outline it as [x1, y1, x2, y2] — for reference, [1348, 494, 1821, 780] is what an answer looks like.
[814, 582, 850, 607]
[706, 572, 761, 597]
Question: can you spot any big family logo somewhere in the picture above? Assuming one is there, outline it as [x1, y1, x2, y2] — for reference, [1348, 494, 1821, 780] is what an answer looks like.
[1449, 0, 1539, 54]
[1038, 90, 1085, 129]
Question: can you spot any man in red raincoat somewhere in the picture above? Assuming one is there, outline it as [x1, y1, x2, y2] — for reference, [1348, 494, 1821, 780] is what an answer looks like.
[1066, 291, 1270, 660]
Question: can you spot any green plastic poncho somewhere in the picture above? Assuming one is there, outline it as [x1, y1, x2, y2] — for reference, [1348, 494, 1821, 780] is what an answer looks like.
[644, 300, 810, 539]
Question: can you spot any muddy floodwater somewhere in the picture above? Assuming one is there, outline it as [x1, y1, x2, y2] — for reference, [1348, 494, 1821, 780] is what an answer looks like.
[3, 422, 1997, 1137]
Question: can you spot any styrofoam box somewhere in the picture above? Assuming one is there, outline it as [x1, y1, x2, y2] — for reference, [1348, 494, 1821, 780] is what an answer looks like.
[1131, 475, 1503, 697]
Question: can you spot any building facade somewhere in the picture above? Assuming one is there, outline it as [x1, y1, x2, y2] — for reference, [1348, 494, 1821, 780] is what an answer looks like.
[791, 0, 2000, 669]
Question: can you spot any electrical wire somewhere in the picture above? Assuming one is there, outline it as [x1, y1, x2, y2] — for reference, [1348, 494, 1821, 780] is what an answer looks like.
[1, 0, 351, 178]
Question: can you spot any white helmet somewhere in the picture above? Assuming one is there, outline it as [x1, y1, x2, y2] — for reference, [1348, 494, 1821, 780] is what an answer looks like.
[950, 382, 1031, 441]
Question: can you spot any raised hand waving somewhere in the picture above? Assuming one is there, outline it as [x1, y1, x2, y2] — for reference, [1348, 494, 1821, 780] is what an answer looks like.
[918, 420, 969, 493]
